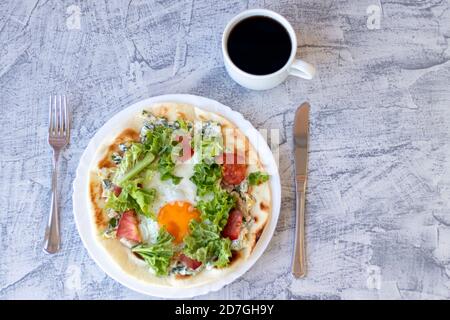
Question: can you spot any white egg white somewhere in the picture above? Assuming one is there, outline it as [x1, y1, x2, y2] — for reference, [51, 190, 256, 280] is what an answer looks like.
[139, 217, 159, 244]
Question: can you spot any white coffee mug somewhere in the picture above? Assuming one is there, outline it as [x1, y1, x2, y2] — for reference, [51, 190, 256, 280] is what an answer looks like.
[222, 9, 316, 91]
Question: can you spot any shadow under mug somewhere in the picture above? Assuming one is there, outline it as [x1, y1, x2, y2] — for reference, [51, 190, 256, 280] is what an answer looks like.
[222, 9, 316, 91]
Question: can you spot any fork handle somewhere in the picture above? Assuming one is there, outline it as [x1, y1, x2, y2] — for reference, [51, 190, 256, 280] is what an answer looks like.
[292, 176, 306, 278]
[43, 150, 61, 254]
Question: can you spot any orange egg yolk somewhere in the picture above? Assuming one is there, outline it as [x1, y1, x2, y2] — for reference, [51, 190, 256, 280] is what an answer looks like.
[157, 201, 200, 243]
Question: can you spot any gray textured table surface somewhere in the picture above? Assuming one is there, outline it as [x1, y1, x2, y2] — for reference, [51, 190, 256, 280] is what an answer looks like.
[1, 0, 450, 300]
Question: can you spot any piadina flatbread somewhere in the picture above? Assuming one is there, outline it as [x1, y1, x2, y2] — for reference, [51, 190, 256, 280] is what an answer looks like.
[88, 102, 271, 287]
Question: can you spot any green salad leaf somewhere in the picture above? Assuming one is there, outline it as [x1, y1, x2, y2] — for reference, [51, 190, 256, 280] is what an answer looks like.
[193, 121, 223, 162]
[200, 138, 223, 162]
[190, 161, 222, 196]
[158, 151, 182, 185]
[113, 143, 151, 184]
[144, 123, 173, 155]
[106, 180, 157, 219]
[196, 189, 236, 229]
[175, 119, 189, 131]
[183, 220, 232, 268]
[142, 121, 183, 185]
[132, 229, 175, 276]
[130, 185, 157, 218]
[117, 152, 155, 185]
[248, 171, 269, 186]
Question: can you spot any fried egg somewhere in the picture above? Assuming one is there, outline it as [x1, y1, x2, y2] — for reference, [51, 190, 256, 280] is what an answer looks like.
[157, 201, 200, 243]
[139, 150, 201, 243]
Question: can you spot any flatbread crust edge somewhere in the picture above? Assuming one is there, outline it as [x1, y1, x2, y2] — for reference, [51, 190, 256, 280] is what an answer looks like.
[88, 102, 271, 287]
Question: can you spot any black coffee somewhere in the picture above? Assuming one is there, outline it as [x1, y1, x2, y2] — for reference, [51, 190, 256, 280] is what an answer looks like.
[227, 16, 292, 75]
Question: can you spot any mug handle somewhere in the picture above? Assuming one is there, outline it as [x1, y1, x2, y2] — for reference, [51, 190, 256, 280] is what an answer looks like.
[289, 59, 316, 80]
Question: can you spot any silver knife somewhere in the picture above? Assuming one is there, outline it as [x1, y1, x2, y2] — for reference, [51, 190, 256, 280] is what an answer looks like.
[292, 102, 310, 278]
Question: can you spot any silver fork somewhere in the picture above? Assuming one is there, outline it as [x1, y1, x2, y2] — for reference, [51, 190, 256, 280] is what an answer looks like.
[43, 95, 70, 254]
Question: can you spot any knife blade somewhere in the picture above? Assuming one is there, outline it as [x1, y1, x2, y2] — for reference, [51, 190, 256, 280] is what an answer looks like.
[292, 102, 310, 278]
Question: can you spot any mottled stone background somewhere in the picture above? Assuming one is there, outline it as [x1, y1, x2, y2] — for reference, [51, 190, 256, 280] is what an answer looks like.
[1, 0, 449, 299]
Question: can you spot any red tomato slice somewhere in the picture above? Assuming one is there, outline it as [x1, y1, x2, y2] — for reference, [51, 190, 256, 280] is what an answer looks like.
[220, 153, 247, 185]
[116, 210, 141, 242]
[222, 209, 243, 240]
[179, 254, 202, 270]
[113, 185, 122, 197]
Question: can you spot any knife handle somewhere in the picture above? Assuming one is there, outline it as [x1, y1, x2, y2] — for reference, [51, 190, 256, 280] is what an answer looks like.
[292, 176, 307, 278]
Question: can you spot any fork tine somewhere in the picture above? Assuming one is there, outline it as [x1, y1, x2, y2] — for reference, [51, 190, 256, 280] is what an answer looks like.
[60, 95, 65, 135]
[48, 96, 53, 134]
[63, 95, 69, 136]
[58, 95, 63, 136]
[53, 95, 58, 135]
[66, 96, 70, 136]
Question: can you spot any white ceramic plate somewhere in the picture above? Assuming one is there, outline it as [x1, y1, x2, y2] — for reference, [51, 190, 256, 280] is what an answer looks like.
[72, 94, 281, 298]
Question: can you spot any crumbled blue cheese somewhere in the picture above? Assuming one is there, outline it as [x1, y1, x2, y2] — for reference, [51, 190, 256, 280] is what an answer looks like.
[170, 263, 199, 276]
[193, 121, 203, 134]
[103, 228, 116, 239]
[140, 110, 157, 122]
[140, 113, 174, 141]
[111, 153, 122, 164]
[156, 117, 169, 126]
[118, 143, 128, 152]
[140, 120, 155, 141]
[202, 121, 222, 138]
[231, 223, 248, 251]
[231, 239, 243, 251]
[102, 179, 112, 190]
[106, 208, 119, 219]
[103, 215, 119, 239]
[238, 179, 249, 194]
[101, 180, 113, 198]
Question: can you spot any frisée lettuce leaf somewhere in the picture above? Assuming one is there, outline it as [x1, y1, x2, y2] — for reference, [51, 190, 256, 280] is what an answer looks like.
[113, 143, 150, 184]
[143, 122, 173, 155]
[158, 151, 182, 185]
[106, 180, 157, 219]
[248, 171, 269, 186]
[117, 152, 155, 185]
[196, 189, 236, 229]
[132, 229, 175, 276]
[190, 161, 222, 196]
[183, 220, 232, 268]
[143, 120, 182, 185]
[183, 186, 236, 267]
